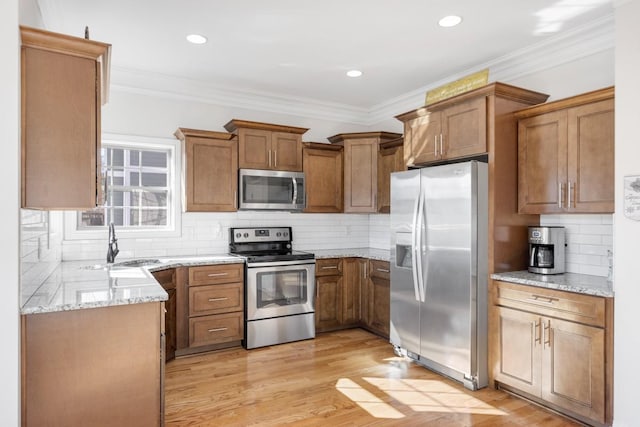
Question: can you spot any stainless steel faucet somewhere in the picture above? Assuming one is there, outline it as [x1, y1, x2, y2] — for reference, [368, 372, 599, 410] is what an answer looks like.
[106, 222, 119, 264]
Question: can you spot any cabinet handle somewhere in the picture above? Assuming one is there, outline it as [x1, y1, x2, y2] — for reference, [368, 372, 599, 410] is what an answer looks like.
[439, 134, 444, 156]
[568, 181, 574, 209]
[434, 135, 438, 157]
[207, 327, 228, 333]
[274, 150, 277, 168]
[207, 297, 228, 302]
[234, 190, 237, 209]
[558, 182, 563, 208]
[376, 268, 390, 273]
[207, 272, 229, 277]
[527, 295, 558, 304]
[268, 150, 272, 167]
[534, 319, 541, 345]
[543, 319, 551, 348]
[321, 266, 338, 270]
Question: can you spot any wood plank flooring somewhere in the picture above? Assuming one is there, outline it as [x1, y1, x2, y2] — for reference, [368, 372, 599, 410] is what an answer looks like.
[165, 329, 578, 426]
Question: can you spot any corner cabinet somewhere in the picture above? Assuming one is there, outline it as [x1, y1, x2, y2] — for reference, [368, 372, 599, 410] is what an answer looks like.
[303, 142, 344, 213]
[516, 87, 615, 214]
[377, 137, 404, 213]
[489, 280, 613, 426]
[20, 26, 111, 209]
[152, 268, 177, 361]
[224, 119, 308, 172]
[328, 132, 402, 213]
[174, 128, 238, 212]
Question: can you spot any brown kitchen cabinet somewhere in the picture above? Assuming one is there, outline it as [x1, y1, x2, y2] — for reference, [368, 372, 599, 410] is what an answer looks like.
[303, 142, 343, 213]
[20, 26, 111, 209]
[328, 132, 402, 213]
[516, 87, 614, 214]
[364, 260, 391, 338]
[377, 137, 405, 213]
[224, 119, 308, 171]
[342, 258, 367, 326]
[175, 128, 238, 212]
[489, 280, 613, 426]
[315, 258, 344, 332]
[152, 268, 177, 361]
[22, 303, 164, 426]
[176, 263, 244, 355]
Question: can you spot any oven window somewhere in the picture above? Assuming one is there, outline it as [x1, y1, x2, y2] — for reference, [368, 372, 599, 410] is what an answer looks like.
[256, 269, 308, 308]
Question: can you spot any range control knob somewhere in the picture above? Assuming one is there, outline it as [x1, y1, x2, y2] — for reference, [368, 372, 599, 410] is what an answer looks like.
[276, 232, 281, 237]
[235, 233, 241, 238]
[284, 231, 289, 237]
[243, 233, 249, 238]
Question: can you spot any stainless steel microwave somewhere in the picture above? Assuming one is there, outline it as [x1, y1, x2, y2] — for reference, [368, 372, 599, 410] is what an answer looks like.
[238, 169, 305, 211]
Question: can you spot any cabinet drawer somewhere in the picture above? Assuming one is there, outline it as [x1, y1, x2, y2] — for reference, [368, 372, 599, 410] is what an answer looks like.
[189, 283, 243, 317]
[369, 260, 390, 280]
[189, 264, 243, 286]
[189, 312, 243, 347]
[493, 280, 605, 327]
[316, 258, 343, 276]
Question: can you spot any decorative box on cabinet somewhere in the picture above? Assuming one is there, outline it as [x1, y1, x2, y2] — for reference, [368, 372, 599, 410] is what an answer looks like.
[303, 142, 344, 213]
[174, 128, 238, 212]
[224, 119, 308, 172]
[176, 263, 244, 355]
[328, 132, 402, 213]
[515, 87, 614, 214]
[20, 26, 111, 209]
[489, 280, 613, 426]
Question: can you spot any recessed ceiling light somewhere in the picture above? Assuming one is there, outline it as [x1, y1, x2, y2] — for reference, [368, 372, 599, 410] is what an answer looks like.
[438, 15, 462, 27]
[186, 34, 208, 44]
[346, 70, 363, 78]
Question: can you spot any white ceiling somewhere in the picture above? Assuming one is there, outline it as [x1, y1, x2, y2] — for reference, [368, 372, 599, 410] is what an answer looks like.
[37, 0, 614, 110]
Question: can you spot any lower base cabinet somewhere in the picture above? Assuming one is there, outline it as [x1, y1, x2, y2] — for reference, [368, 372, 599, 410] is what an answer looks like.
[490, 280, 613, 426]
[365, 260, 391, 337]
[22, 303, 164, 426]
[152, 268, 177, 361]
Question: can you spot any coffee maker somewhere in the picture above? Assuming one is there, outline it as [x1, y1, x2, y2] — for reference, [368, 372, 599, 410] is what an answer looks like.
[528, 226, 565, 274]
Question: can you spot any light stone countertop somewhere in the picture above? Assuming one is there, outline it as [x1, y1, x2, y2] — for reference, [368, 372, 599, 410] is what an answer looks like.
[491, 270, 614, 298]
[21, 254, 244, 315]
[313, 248, 390, 262]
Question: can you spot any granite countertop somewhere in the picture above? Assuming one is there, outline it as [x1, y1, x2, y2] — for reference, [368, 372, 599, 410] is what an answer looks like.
[21, 254, 244, 315]
[491, 270, 614, 298]
[313, 248, 390, 262]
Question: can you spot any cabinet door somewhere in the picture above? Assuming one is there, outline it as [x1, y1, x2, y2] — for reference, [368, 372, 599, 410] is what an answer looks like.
[368, 261, 390, 338]
[405, 112, 441, 166]
[303, 146, 343, 213]
[342, 258, 365, 325]
[344, 140, 378, 213]
[23, 47, 99, 209]
[184, 136, 238, 212]
[567, 99, 614, 213]
[377, 144, 404, 213]
[152, 269, 177, 361]
[238, 128, 271, 169]
[315, 275, 343, 332]
[441, 97, 487, 160]
[493, 306, 542, 397]
[518, 111, 568, 214]
[542, 317, 606, 423]
[272, 132, 303, 171]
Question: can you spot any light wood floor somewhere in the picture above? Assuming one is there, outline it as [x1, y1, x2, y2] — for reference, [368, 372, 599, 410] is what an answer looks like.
[165, 329, 578, 426]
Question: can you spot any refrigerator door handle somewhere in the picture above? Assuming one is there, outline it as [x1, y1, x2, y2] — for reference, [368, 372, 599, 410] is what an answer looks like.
[411, 193, 421, 302]
[415, 189, 426, 302]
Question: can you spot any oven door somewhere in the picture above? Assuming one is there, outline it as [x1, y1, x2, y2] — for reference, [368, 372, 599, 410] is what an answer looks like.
[246, 261, 315, 321]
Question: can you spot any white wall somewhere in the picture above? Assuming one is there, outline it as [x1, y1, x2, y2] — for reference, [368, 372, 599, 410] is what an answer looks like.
[0, 0, 20, 424]
[613, 1, 640, 426]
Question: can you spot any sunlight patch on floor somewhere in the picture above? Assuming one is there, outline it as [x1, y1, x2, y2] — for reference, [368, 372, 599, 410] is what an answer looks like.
[335, 378, 405, 419]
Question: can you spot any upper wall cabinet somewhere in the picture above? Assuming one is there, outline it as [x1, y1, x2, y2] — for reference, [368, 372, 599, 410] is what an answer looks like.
[175, 128, 238, 212]
[20, 26, 111, 209]
[303, 142, 344, 213]
[396, 83, 549, 168]
[224, 119, 308, 172]
[377, 137, 404, 213]
[515, 87, 614, 214]
[328, 132, 402, 213]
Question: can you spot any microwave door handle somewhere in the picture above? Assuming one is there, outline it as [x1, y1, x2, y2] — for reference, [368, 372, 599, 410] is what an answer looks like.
[291, 177, 298, 204]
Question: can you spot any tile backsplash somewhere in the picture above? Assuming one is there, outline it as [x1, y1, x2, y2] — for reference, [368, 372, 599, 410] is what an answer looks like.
[20, 210, 63, 297]
[540, 214, 613, 277]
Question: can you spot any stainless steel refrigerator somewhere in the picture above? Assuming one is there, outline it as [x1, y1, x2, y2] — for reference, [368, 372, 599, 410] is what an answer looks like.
[390, 160, 488, 390]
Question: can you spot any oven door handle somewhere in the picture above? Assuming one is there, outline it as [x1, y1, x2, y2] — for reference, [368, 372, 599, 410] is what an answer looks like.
[292, 177, 298, 205]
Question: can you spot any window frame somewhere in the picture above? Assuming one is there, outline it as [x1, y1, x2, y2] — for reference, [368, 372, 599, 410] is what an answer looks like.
[64, 134, 182, 240]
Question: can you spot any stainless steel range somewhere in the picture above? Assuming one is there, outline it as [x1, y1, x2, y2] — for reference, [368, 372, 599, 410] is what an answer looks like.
[229, 227, 315, 349]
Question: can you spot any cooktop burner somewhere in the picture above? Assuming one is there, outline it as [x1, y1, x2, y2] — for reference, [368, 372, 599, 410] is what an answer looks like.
[228, 227, 314, 263]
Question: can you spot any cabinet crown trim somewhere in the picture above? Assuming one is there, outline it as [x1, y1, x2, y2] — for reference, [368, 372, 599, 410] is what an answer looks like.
[223, 119, 309, 134]
[327, 131, 402, 144]
[514, 86, 614, 119]
[395, 82, 549, 122]
[302, 142, 343, 151]
[174, 127, 236, 141]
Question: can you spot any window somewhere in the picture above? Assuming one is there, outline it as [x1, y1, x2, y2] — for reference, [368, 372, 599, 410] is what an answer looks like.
[65, 135, 181, 239]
